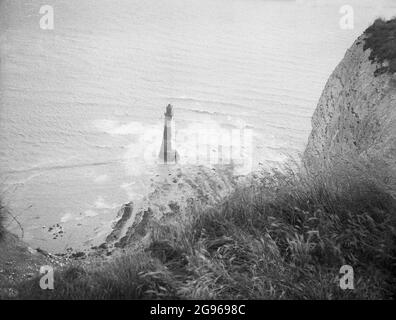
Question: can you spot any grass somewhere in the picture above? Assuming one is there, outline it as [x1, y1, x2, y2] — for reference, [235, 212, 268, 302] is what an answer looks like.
[16, 253, 179, 300]
[14, 158, 396, 300]
[364, 17, 396, 75]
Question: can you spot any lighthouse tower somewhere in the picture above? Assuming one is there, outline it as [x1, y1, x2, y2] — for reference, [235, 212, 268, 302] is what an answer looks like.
[159, 104, 179, 164]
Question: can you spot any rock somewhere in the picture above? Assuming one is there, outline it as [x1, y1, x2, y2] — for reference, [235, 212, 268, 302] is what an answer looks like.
[70, 252, 85, 259]
[106, 202, 133, 242]
[27, 247, 37, 254]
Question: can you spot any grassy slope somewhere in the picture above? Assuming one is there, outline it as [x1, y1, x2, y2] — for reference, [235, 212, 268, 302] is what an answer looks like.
[16, 159, 396, 300]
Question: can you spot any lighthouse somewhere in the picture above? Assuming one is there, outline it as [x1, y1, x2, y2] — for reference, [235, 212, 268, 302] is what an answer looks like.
[159, 104, 179, 164]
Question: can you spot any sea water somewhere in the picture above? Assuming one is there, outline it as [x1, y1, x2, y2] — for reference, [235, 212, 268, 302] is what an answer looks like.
[0, 0, 395, 251]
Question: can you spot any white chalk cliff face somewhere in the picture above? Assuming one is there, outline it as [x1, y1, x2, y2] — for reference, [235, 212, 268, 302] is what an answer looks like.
[304, 35, 396, 194]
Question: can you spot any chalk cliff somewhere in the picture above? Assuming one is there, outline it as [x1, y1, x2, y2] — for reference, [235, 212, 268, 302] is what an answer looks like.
[304, 33, 396, 195]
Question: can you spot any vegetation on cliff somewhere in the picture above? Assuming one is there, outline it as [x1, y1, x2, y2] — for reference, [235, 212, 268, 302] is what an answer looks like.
[364, 17, 396, 75]
[15, 159, 396, 300]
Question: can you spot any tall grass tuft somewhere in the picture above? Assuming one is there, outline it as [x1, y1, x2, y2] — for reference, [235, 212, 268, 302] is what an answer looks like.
[16, 253, 179, 300]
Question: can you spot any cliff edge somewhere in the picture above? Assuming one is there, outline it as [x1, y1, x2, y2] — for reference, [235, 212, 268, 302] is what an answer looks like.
[304, 19, 396, 195]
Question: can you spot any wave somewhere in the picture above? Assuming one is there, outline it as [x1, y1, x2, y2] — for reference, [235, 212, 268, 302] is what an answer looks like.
[2, 159, 121, 175]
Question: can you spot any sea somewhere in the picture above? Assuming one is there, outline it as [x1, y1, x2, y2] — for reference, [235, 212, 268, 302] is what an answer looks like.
[0, 0, 395, 252]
